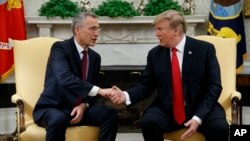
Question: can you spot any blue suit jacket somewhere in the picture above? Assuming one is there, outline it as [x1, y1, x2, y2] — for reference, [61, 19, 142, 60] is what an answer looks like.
[127, 36, 225, 121]
[33, 37, 101, 123]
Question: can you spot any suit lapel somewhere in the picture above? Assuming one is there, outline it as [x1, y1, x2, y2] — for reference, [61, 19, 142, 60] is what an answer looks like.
[165, 48, 172, 86]
[160, 47, 172, 99]
[69, 38, 82, 77]
[182, 37, 194, 103]
[182, 37, 193, 76]
[87, 48, 95, 82]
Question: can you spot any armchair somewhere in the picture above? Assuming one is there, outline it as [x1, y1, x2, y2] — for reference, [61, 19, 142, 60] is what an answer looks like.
[164, 35, 241, 141]
[11, 37, 99, 141]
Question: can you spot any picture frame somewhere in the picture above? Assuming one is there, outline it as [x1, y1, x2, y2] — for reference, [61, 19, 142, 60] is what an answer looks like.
[245, 0, 250, 17]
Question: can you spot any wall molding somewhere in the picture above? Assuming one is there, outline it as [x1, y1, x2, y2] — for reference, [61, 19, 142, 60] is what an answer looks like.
[26, 15, 207, 43]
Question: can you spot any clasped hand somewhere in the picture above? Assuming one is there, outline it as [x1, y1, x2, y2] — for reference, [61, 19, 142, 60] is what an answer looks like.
[70, 86, 124, 125]
[98, 86, 126, 104]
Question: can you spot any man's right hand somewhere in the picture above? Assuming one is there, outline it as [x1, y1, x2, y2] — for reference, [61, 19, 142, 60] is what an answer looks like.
[109, 86, 126, 104]
[97, 88, 112, 97]
[97, 86, 126, 104]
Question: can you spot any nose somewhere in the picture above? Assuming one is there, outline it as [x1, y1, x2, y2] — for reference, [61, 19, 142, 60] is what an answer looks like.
[95, 30, 100, 36]
[155, 31, 160, 37]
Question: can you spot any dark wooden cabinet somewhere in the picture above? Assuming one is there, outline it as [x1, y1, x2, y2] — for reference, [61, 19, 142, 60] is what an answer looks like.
[0, 84, 16, 108]
[236, 73, 250, 124]
[98, 68, 146, 132]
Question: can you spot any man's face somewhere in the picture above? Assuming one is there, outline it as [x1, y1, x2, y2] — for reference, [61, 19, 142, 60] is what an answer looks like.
[75, 16, 100, 47]
[154, 20, 176, 48]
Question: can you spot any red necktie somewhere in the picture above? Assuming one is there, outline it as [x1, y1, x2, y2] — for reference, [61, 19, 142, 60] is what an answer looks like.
[171, 47, 186, 125]
[82, 50, 88, 80]
[73, 50, 88, 107]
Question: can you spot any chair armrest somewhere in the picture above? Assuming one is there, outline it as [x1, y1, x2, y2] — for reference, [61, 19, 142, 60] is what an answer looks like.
[230, 91, 241, 125]
[11, 94, 23, 104]
[230, 91, 241, 101]
[11, 94, 26, 133]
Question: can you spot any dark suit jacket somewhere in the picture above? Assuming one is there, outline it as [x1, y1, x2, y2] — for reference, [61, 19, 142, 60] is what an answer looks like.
[127, 36, 224, 121]
[33, 37, 101, 123]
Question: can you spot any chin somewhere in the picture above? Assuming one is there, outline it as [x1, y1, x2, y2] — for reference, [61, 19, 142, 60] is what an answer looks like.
[89, 44, 95, 47]
[159, 43, 165, 46]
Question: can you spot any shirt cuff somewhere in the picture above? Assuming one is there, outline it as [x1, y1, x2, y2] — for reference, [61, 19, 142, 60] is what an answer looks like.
[88, 86, 99, 96]
[123, 91, 131, 105]
[85, 103, 89, 108]
[192, 115, 202, 125]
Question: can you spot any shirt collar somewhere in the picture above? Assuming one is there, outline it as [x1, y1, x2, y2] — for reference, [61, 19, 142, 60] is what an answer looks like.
[74, 38, 88, 54]
[175, 35, 186, 53]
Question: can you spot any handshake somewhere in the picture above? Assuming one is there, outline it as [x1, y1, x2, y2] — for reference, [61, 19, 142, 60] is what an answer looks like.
[98, 86, 126, 104]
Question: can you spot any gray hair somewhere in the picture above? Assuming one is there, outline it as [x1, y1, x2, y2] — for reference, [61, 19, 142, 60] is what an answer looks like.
[71, 12, 97, 35]
[153, 10, 187, 33]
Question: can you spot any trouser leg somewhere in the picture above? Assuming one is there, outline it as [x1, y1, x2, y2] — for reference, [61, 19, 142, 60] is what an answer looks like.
[80, 105, 119, 141]
[38, 108, 68, 141]
[199, 118, 229, 141]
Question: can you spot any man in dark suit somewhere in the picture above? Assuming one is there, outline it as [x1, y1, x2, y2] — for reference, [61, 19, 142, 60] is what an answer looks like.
[110, 10, 229, 141]
[33, 12, 118, 141]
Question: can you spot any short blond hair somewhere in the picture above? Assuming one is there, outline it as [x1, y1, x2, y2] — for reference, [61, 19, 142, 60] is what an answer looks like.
[153, 10, 187, 33]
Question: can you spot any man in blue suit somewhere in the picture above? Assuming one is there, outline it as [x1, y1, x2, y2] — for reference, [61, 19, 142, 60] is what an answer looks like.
[33, 12, 118, 141]
[110, 10, 229, 141]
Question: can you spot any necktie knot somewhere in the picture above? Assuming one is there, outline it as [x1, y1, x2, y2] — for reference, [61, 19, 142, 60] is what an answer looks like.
[82, 49, 87, 56]
[172, 47, 177, 53]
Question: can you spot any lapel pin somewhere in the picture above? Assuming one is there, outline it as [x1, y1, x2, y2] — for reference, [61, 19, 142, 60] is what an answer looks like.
[188, 51, 192, 54]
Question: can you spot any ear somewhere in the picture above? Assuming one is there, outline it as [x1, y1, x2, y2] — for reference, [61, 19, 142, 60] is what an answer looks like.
[173, 28, 179, 35]
[174, 27, 182, 35]
[74, 27, 81, 35]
